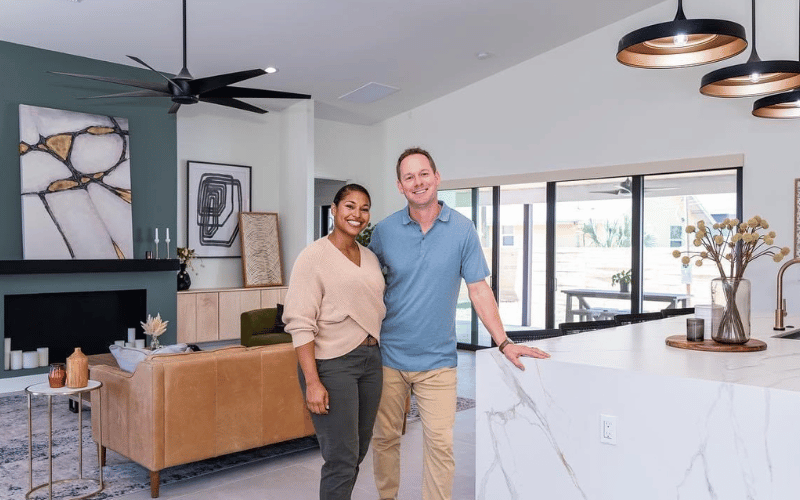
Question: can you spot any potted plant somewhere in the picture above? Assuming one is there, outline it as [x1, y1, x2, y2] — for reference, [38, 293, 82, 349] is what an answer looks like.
[356, 223, 374, 247]
[176, 247, 197, 291]
[611, 269, 632, 293]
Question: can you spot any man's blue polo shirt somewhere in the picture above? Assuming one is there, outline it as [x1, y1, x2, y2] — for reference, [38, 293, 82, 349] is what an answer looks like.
[370, 201, 490, 372]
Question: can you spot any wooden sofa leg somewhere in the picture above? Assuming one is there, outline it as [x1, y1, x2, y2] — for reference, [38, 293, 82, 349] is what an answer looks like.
[150, 470, 160, 498]
[99, 445, 106, 467]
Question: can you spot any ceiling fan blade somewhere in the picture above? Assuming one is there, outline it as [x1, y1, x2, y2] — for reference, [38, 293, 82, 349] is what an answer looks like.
[202, 86, 311, 99]
[49, 71, 171, 93]
[189, 69, 267, 95]
[79, 90, 172, 99]
[168, 102, 182, 114]
[200, 97, 268, 114]
[127, 55, 178, 86]
[590, 189, 624, 195]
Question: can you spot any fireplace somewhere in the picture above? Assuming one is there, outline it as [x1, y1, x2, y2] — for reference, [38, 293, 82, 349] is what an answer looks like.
[4, 289, 146, 367]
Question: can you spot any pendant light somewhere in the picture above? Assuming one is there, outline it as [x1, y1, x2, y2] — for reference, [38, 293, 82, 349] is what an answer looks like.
[617, 0, 747, 68]
[701, 0, 800, 97]
[752, 2, 800, 117]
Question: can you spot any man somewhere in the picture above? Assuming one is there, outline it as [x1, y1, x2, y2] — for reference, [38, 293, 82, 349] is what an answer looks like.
[369, 147, 550, 500]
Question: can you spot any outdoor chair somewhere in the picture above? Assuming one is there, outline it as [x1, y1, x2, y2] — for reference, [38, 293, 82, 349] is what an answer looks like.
[661, 307, 695, 318]
[614, 312, 664, 325]
[507, 329, 564, 342]
[559, 320, 617, 335]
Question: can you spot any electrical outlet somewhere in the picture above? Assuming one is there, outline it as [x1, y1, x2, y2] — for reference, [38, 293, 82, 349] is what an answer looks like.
[600, 414, 617, 445]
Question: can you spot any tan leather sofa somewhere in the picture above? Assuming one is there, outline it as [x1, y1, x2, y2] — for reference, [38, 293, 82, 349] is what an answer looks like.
[90, 343, 315, 498]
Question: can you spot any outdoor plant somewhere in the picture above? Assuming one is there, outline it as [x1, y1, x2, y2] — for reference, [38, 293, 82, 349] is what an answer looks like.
[610, 269, 632, 286]
[356, 223, 374, 247]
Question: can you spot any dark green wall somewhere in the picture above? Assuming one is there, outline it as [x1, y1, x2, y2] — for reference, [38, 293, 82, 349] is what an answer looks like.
[0, 41, 178, 378]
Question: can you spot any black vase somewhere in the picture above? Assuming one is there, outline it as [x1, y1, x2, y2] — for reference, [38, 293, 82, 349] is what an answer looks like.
[177, 263, 191, 291]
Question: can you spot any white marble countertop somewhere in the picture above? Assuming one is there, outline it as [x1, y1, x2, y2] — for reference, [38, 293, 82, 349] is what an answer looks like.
[513, 314, 800, 392]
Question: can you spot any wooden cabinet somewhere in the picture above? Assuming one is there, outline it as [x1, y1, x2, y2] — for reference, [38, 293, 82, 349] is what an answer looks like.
[177, 287, 288, 343]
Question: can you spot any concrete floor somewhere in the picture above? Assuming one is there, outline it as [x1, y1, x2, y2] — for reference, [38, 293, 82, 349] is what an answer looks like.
[116, 350, 477, 500]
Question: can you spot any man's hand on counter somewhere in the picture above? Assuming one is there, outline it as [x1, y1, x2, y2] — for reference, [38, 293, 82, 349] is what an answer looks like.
[503, 343, 550, 370]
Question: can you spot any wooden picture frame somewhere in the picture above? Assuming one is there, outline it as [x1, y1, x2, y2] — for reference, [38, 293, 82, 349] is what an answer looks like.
[187, 161, 252, 258]
[239, 212, 284, 287]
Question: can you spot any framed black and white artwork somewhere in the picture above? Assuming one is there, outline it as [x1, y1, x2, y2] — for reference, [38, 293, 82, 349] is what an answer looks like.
[187, 161, 251, 258]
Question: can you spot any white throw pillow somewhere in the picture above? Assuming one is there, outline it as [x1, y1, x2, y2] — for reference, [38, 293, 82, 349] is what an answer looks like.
[109, 343, 190, 373]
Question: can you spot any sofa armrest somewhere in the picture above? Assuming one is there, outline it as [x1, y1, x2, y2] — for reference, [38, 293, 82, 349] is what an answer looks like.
[241, 308, 291, 347]
[90, 362, 162, 471]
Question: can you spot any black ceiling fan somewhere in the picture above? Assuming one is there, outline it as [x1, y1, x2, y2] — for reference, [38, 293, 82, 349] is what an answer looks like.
[590, 178, 677, 196]
[49, 0, 310, 114]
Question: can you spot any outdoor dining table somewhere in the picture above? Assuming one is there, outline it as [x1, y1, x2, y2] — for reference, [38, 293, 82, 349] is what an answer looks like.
[561, 288, 691, 322]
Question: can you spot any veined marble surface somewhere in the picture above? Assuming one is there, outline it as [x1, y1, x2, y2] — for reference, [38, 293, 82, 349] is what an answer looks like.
[476, 315, 800, 500]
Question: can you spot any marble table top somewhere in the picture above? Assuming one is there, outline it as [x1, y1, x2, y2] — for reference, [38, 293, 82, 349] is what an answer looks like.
[507, 315, 800, 392]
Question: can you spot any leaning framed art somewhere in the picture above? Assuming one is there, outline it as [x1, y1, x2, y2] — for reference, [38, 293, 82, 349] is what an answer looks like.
[239, 212, 284, 287]
[187, 161, 251, 258]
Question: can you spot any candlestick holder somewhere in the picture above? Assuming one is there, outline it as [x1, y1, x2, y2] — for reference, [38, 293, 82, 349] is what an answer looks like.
[154, 236, 160, 259]
[164, 236, 171, 259]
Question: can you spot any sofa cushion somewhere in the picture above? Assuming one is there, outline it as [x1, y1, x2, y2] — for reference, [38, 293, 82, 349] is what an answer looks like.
[109, 344, 190, 373]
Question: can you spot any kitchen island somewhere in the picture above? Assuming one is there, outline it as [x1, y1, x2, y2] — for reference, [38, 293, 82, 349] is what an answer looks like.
[476, 315, 800, 499]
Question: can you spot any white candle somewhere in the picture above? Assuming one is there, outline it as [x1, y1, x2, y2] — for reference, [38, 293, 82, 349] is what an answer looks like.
[155, 228, 159, 241]
[125, 342, 134, 348]
[135, 339, 145, 348]
[3, 338, 9, 371]
[128, 328, 136, 343]
[166, 228, 170, 240]
[114, 340, 125, 346]
[22, 351, 39, 369]
[37, 347, 49, 366]
[10, 350, 22, 370]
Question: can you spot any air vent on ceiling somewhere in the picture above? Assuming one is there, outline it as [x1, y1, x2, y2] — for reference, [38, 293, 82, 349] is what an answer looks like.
[338, 82, 400, 104]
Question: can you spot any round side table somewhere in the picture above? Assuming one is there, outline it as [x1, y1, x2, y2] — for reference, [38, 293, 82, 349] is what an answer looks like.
[25, 380, 104, 500]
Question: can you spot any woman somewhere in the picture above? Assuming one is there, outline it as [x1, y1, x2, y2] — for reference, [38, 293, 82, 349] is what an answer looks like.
[283, 184, 386, 500]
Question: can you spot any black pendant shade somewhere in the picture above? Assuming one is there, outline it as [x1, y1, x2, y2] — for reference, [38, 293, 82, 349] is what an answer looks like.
[700, 0, 800, 97]
[751, 1, 800, 117]
[617, 0, 747, 68]
[752, 90, 800, 117]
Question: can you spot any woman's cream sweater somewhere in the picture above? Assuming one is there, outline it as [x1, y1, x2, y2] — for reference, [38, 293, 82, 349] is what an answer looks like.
[283, 237, 386, 359]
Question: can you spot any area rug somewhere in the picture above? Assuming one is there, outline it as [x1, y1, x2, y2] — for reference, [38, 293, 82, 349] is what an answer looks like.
[0, 393, 475, 499]
[406, 396, 476, 423]
[0, 393, 318, 500]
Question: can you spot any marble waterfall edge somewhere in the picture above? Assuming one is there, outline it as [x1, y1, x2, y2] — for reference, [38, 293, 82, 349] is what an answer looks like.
[476, 316, 800, 500]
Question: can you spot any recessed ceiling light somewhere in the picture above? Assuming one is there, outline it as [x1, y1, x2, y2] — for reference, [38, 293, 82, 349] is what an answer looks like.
[475, 52, 493, 60]
[265, 67, 278, 74]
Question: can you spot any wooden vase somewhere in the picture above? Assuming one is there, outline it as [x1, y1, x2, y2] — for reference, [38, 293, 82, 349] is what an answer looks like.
[66, 347, 88, 388]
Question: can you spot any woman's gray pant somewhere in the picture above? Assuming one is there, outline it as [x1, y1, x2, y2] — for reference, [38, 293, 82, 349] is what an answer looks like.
[299, 344, 383, 500]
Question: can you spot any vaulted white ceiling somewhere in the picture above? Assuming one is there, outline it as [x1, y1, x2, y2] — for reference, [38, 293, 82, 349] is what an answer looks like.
[0, 0, 664, 124]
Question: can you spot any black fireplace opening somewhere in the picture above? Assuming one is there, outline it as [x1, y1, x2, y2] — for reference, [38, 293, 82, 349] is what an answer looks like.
[5, 289, 147, 365]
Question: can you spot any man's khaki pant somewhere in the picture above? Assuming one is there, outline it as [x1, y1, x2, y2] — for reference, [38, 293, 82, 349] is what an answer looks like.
[372, 366, 457, 500]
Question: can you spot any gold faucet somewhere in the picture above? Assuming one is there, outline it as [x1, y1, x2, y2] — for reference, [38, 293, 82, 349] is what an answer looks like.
[775, 257, 800, 330]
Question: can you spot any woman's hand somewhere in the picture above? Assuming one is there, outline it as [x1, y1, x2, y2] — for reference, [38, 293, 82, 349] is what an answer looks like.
[305, 380, 330, 415]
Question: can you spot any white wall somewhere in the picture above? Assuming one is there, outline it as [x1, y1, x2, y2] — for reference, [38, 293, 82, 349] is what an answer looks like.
[279, 100, 315, 277]
[315, 118, 386, 216]
[377, 0, 800, 314]
[176, 104, 280, 289]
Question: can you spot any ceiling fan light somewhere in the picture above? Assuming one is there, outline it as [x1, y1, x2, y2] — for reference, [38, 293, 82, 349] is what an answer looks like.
[617, 18, 747, 68]
[265, 67, 278, 74]
[752, 89, 800, 118]
[700, 60, 800, 97]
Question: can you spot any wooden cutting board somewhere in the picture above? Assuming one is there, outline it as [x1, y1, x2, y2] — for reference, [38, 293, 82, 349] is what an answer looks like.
[665, 335, 767, 352]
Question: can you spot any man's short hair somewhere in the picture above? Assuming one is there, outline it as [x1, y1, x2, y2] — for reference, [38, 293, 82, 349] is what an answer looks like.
[396, 147, 437, 180]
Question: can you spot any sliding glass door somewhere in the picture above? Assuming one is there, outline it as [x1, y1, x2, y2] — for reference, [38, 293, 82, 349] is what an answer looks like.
[554, 178, 633, 326]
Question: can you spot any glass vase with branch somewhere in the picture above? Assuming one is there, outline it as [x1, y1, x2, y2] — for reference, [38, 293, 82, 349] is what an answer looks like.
[672, 216, 790, 343]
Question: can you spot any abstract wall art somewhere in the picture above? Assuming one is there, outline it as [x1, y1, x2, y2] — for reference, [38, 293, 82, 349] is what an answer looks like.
[19, 104, 133, 260]
[187, 161, 251, 258]
[239, 212, 284, 287]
